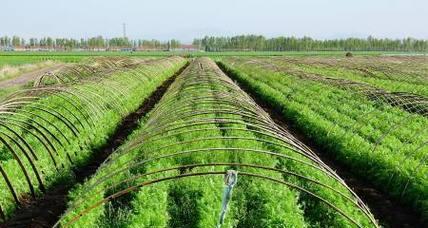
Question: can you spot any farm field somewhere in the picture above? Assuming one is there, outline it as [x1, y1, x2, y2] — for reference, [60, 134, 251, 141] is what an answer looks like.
[0, 55, 87, 100]
[0, 54, 426, 228]
[227, 56, 428, 97]
[0, 55, 83, 67]
[219, 55, 428, 225]
[0, 56, 186, 220]
[0, 56, 162, 100]
[2, 0, 427, 226]
[56, 58, 378, 228]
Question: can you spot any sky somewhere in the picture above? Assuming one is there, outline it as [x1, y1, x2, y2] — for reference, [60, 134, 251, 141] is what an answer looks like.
[1, 0, 427, 42]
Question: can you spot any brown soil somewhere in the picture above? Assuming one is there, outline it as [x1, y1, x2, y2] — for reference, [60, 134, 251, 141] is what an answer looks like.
[217, 62, 424, 228]
[0, 64, 66, 88]
[0, 63, 188, 228]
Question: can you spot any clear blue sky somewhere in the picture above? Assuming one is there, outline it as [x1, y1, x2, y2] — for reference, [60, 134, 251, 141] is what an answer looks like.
[1, 0, 427, 42]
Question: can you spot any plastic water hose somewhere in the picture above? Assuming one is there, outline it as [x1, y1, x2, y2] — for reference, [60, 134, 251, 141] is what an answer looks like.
[217, 170, 238, 228]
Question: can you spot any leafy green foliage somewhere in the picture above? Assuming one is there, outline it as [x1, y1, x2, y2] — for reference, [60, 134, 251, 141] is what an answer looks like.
[219, 58, 428, 222]
[0, 56, 187, 219]
[58, 58, 375, 228]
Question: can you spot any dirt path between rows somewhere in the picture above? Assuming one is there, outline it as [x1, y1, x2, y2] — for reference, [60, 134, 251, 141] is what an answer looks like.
[0, 64, 66, 88]
[217, 62, 424, 228]
[0, 63, 188, 228]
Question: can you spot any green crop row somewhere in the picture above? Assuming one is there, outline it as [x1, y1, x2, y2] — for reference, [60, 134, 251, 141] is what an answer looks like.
[0, 86, 20, 100]
[0, 56, 158, 101]
[57, 58, 377, 227]
[294, 56, 428, 89]
[30, 57, 159, 87]
[219, 58, 428, 222]
[0, 56, 187, 219]
[296, 62, 428, 98]
[233, 56, 428, 98]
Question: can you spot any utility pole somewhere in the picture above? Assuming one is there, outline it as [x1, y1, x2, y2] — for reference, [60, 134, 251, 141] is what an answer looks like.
[123, 23, 127, 38]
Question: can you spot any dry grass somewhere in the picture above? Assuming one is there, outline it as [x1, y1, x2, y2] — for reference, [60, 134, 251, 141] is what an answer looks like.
[0, 61, 57, 82]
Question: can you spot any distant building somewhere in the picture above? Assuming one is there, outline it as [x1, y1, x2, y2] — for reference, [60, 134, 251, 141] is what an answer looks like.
[179, 44, 199, 51]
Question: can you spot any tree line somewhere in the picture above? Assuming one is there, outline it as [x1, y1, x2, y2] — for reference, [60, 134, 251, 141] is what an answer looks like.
[193, 35, 428, 52]
[0, 35, 181, 51]
[1, 34, 427, 52]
